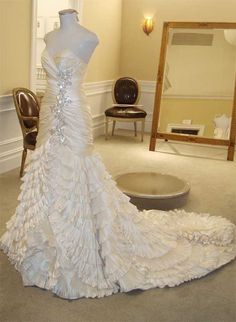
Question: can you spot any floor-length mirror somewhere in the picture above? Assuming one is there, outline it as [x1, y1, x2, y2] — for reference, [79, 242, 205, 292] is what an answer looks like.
[149, 22, 236, 161]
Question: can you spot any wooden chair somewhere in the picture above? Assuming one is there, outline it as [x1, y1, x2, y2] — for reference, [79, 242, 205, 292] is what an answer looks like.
[12, 88, 40, 177]
[105, 77, 147, 141]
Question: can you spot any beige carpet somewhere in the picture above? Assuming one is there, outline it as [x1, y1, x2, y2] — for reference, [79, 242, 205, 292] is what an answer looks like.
[0, 131, 236, 322]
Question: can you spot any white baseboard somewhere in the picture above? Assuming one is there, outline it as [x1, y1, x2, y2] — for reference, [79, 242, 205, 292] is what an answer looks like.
[0, 81, 165, 174]
[0, 148, 22, 175]
[0, 137, 23, 174]
[0, 94, 14, 112]
[0, 113, 105, 175]
[92, 113, 105, 138]
[2, 79, 234, 175]
[84, 80, 113, 96]
[0, 88, 107, 174]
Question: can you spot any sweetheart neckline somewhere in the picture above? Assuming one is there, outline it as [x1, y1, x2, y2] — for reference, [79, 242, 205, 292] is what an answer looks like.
[42, 48, 88, 68]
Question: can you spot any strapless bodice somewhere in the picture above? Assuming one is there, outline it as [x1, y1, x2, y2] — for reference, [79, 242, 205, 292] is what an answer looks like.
[41, 49, 88, 82]
[1, 44, 236, 302]
[37, 49, 93, 154]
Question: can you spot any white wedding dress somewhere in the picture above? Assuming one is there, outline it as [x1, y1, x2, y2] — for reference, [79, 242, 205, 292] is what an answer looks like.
[1, 49, 236, 299]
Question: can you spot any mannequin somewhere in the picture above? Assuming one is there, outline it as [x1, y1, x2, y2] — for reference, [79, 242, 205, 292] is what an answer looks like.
[213, 114, 231, 139]
[1, 8, 236, 300]
[44, 9, 99, 64]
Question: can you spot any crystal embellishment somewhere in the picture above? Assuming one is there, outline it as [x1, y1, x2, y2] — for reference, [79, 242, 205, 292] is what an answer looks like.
[50, 66, 73, 144]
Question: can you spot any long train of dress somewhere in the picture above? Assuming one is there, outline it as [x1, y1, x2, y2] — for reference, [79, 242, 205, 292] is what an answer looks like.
[1, 49, 235, 299]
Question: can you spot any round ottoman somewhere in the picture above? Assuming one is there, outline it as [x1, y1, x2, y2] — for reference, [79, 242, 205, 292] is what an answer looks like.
[115, 172, 190, 210]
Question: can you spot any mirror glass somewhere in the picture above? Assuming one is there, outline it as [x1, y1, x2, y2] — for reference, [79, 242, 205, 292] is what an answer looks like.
[158, 28, 236, 140]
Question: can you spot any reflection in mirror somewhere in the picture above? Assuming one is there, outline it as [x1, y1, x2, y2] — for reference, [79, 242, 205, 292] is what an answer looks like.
[150, 22, 236, 161]
[160, 28, 235, 139]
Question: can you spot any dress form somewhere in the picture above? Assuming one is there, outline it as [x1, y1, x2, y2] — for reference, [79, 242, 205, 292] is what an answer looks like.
[44, 9, 99, 64]
[1, 8, 236, 300]
[213, 114, 231, 139]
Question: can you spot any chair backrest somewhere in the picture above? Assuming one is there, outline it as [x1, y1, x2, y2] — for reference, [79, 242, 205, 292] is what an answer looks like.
[113, 77, 140, 105]
[12, 87, 40, 129]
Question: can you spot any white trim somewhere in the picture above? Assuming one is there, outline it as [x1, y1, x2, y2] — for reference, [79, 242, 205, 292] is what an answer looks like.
[140, 80, 156, 94]
[79, 0, 84, 24]
[34, 80, 113, 97]
[0, 94, 12, 98]
[0, 137, 23, 175]
[0, 79, 113, 108]
[0, 95, 14, 113]
[140, 80, 233, 100]
[92, 113, 105, 137]
[84, 80, 113, 96]
[92, 113, 105, 127]
[0, 147, 23, 175]
[71, 0, 84, 24]
[0, 113, 104, 174]
[0, 137, 22, 147]
[146, 112, 154, 121]
[0, 107, 15, 113]
[163, 94, 233, 100]
[30, 1, 84, 92]
[0, 146, 22, 159]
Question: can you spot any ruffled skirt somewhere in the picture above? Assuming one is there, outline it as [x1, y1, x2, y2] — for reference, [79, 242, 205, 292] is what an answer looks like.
[1, 139, 236, 299]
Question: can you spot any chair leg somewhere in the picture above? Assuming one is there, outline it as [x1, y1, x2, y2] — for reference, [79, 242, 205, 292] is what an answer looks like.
[134, 122, 137, 136]
[141, 119, 145, 142]
[112, 121, 116, 136]
[105, 117, 109, 140]
[20, 148, 27, 177]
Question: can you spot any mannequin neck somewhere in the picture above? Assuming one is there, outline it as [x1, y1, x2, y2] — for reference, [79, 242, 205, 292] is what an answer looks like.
[59, 12, 78, 29]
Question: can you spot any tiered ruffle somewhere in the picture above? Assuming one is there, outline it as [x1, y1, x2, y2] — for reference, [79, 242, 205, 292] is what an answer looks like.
[1, 138, 236, 299]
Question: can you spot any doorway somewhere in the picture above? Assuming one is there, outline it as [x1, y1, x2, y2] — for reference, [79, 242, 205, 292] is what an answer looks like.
[30, 0, 83, 94]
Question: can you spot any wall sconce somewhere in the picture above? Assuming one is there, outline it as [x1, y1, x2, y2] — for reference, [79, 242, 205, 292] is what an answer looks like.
[143, 17, 154, 36]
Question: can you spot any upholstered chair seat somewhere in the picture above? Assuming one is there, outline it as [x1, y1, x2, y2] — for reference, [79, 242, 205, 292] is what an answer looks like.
[104, 77, 147, 141]
[105, 106, 147, 119]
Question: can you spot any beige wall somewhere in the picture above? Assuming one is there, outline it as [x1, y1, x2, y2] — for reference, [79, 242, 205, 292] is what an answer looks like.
[120, 0, 236, 80]
[0, 0, 122, 95]
[165, 30, 236, 97]
[1, 0, 236, 94]
[83, 0, 122, 82]
[0, 0, 31, 95]
[159, 98, 233, 137]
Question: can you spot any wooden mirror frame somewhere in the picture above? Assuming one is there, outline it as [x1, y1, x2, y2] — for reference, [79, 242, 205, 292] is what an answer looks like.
[149, 22, 236, 161]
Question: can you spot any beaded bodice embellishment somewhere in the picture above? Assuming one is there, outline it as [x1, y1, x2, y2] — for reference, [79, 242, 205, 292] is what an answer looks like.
[50, 66, 73, 144]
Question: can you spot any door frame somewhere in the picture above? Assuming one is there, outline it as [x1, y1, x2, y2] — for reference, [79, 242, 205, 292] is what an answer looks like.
[30, 0, 83, 91]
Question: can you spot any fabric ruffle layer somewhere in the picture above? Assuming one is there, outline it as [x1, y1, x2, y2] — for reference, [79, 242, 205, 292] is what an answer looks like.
[1, 140, 236, 299]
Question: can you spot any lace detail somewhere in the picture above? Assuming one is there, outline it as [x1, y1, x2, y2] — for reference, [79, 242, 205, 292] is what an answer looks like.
[50, 66, 73, 144]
